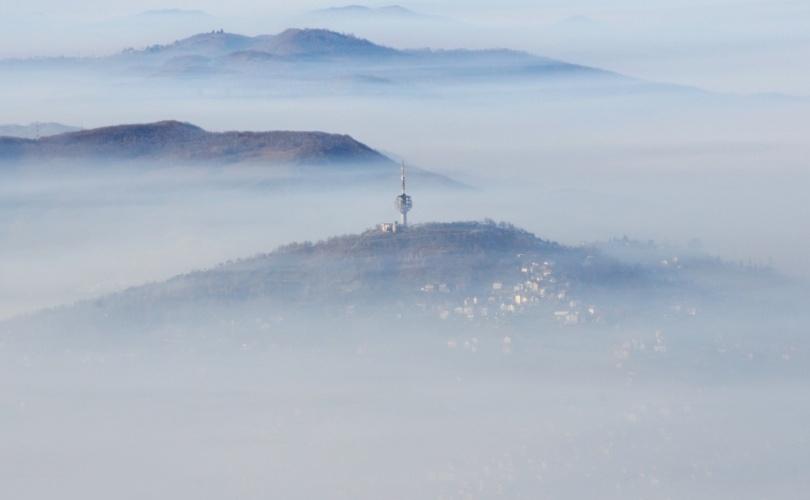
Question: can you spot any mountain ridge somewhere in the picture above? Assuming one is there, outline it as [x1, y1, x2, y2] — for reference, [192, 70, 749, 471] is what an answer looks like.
[122, 28, 403, 60]
[108, 28, 609, 80]
[0, 120, 391, 166]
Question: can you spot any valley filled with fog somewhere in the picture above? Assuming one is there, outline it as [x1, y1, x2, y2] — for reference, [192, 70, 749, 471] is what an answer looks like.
[1, 2, 809, 499]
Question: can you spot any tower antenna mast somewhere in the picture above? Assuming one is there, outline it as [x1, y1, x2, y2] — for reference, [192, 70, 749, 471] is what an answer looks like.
[401, 162, 406, 194]
[395, 161, 413, 227]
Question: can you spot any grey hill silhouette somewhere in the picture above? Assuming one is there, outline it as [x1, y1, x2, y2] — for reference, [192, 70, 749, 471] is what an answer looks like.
[0, 120, 459, 188]
[0, 120, 385, 165]
[2, 28, 636, 89]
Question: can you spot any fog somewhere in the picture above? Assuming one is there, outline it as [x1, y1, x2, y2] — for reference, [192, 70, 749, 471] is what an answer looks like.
[3, 296, 809, 499]
[2, 2, 810, 499]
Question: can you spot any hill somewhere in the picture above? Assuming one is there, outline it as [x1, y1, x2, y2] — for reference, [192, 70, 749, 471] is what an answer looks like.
[4, 221, 780, 340]
[108, 221, 598, 307]
[0, 120, 460, 188]
[0, 120, 389, 166]
[105, 28, 619, 84]
[122, 28, 401, 61]
[250, 28, 399, 58]
[1, 28, 650, 93]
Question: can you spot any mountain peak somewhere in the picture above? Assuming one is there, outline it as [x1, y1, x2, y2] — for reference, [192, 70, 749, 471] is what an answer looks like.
[125, 28, 398, 60]
[137, 31, 254, 57]
[55, 120, 205, 142]
[257, 28, 396, 57]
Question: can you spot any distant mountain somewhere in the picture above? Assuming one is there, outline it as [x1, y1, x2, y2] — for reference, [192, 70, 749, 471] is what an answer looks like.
[0, 120, 458, 187]
[252, 28, 400, 58]
[0, 120, 385, 166]
[106, 28, 619, 83]
[0, 28, 681, 95]
[127, 31, 254, 58]
[120, 28, 400, 61]
[0, 122, 81, 139]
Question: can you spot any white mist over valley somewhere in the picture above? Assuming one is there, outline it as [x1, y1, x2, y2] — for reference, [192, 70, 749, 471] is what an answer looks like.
[1, 2, 808, 499]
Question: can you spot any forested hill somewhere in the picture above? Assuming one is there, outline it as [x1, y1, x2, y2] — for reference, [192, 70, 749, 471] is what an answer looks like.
[0, 120, 391, 166]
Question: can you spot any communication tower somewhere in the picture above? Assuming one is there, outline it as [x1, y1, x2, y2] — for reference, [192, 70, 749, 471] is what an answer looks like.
[395, 162, 413, 226]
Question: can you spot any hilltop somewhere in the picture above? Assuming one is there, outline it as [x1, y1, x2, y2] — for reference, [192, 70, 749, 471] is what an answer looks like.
[0, 120, 387, 166]
[121, 28, 402, 60]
